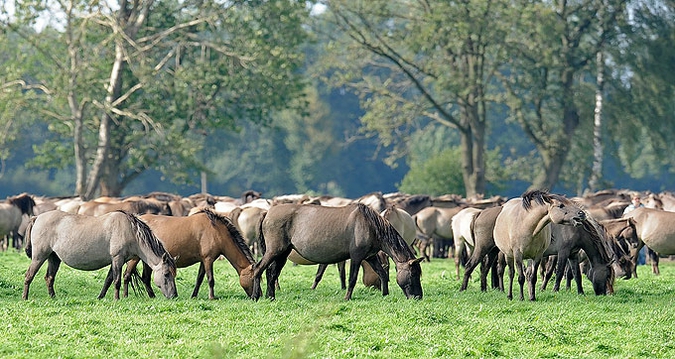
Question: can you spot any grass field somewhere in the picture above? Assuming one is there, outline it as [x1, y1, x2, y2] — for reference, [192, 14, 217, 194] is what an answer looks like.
[1, 250, 674, 358]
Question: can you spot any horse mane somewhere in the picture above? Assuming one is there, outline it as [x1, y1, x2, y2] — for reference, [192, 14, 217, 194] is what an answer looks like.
[119, 210, 176, 268]
[521, 189, 571, 211]
[355, 203, 416, 262]
[198, 208, 255, 264]
[8, 193, 36, 215]
[580, 216, 613, 264]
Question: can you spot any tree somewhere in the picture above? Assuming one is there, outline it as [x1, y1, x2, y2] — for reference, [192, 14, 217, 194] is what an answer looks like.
[312, 0, 513, 197]
[1, 0, 310, 199]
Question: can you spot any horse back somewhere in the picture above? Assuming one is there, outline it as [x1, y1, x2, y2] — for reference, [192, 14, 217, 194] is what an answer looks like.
[141, 213, 205, 266]
[263, 203, 363, 263]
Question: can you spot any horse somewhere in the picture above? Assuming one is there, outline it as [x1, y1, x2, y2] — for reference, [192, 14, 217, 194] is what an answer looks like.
[0, 193, 36, 251]
[252, 203, 423, 300]
[451, 207, 483, 280]
[289, 205, 418, 291]
[22, 210, 177, 300]
[539, 216, 617, 295]
[623, 206, 675, 275]
[78, 198, 172, 216]
[494, 189, 586, 301]
[414, 206, 465, 261]
[122, 208, 259, 299]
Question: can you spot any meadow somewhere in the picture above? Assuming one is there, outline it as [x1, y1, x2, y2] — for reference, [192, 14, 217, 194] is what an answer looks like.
[1, 250, 674, 358]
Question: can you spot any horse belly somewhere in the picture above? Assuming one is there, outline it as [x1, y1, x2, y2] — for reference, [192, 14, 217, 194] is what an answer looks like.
[52, 241, 113, 271]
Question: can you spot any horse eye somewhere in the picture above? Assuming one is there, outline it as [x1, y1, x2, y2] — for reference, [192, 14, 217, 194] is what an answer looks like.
[559, 204, 565, 208]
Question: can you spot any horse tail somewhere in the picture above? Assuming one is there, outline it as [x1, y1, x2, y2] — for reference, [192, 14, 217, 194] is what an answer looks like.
[257, 211, 268, 256]
[23, 216, 37, 258]
[119, 210, 174, 267]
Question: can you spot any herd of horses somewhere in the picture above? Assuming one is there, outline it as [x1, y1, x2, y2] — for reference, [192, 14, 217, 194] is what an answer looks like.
[1, 188, 673, 301]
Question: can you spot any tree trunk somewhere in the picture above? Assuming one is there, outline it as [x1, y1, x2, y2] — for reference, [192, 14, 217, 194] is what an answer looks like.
[588, 49, 605, 192]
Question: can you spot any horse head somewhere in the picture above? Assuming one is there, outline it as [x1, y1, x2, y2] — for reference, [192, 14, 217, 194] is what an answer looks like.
[239, 264, 261, 300]
[395, 257, 424, 299]
[152, 253, 178, 299]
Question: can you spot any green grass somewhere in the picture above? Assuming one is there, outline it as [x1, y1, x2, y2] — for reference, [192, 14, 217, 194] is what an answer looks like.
[1, 250, 674, 358]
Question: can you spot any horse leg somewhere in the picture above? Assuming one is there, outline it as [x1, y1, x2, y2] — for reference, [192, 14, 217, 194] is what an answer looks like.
[493, 251, 506, 291]
[337, 261, 346, 290]
[527, 259, 541, 301]
[541, 255, 556, 291]
[365, 254, 390, 296]
[122, 258, 139, 298]
[311, 264, 330, 290]
[648, 248, 660, 275]
[265, 252, 290, 300]
[552, 250, 572, 292]
[345, 259, 364, 300]
[192, 263, 207, 298]
[479, 248, 499, 292]
[506, 255, 515, 300]
[514, 252, 526, 301]
[203, 259, 217, 300]
[111, 256, 126, 300]
[454, 241, 466, 280]
[23, 252, 50, 300]
[461, 244, 492, 291]
[44, 253, 61, 298]
[568, 257, 584, 295]
[98, 267, 114, 299]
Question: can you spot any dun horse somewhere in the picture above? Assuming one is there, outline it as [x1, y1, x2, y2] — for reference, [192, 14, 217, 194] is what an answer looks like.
[123, 208, 259, 299]
[22, 210, 177, 300]
[252, 203, 423, 300]
[494, 190, 585, 301]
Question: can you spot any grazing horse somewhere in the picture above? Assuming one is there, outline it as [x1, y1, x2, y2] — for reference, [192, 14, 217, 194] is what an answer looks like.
[122, 209, 259, 299]
[252, 203, 423, 300]
[540, 217, 617, 295]
[22, 210, 177, 300]
[623, 207, 675, 275]
[290, 205, 418, 291]
[0, 193, 36, 251]
[494, 190, 586, 301]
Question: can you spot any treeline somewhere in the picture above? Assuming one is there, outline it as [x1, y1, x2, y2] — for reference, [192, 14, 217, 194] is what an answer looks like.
[1, 1, 674, 200]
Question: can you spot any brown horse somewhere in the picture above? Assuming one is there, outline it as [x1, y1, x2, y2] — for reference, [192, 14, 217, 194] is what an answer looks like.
[494, 190, 586, 301]
[252, 203, 423, 300]
[22, 210, 177, 300]
[123, 208, 259, 299]
[623, 207, 675, 276]
[0, 193, 36, 250]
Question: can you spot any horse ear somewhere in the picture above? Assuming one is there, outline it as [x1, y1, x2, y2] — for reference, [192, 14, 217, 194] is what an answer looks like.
[409, 257, 424, 265]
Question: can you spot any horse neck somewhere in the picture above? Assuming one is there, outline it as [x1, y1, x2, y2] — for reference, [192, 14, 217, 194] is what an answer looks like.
[524, 205, 551, 237]
[213, 227, 253, 274]
[579, 223, 612, 267]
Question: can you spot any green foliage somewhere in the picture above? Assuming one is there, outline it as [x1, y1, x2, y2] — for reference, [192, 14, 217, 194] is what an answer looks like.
[2, 251, 675, 358]
[399, 147, 465, 196]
